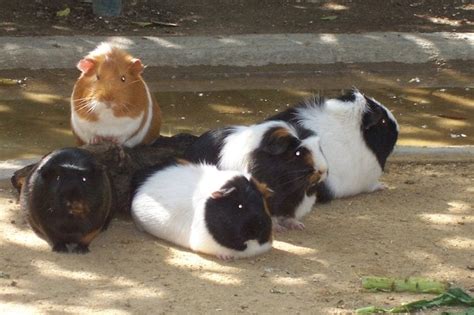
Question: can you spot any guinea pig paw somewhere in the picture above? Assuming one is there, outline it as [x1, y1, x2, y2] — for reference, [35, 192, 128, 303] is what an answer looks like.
[72, 244, 90, 254]
[280, 218, 305, 231]
[371, 182, 387, 192]
[272, 223, 288, 233]
[90, 136, 103, 145]
[52, 243, 69, 253]
[217, 254, 235, 261]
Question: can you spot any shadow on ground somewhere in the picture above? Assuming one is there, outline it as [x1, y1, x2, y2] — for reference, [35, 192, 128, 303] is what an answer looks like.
[1, 160, 472, 313]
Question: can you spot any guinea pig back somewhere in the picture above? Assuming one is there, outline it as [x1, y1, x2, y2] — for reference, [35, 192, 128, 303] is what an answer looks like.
[71, 43, 161, 147]
[21, 148, 113, 253]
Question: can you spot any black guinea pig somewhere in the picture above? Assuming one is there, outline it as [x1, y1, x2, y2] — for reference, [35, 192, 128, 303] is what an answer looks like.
[20, 148, 113, 253]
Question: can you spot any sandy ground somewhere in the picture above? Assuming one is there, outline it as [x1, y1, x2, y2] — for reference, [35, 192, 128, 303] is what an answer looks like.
[0, 155, 473, 314]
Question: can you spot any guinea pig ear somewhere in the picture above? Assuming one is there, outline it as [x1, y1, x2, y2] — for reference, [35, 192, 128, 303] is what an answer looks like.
[211, 187, 236, 199]
[39, 166, 58, 180]
[363, 100, 384, 130]
[262, 129, 295, 155]
[77, 58, 96, 75]
[130, 58, 144, 75]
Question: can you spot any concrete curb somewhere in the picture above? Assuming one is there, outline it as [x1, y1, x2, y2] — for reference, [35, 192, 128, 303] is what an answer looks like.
[1, 32, 473, 70]
[1, 146, 472, 181]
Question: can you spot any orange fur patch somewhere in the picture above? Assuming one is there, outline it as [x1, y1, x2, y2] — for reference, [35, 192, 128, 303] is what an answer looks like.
[79, 228, 101, 246]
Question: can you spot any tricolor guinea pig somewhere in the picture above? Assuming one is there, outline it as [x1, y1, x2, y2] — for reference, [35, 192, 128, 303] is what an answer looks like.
[71, 43, 161, 147]
[267, 89, 399, 202]
[131, 161, 273, 260]
[20, 148, 113, 253]
[184, 121, 328, 231]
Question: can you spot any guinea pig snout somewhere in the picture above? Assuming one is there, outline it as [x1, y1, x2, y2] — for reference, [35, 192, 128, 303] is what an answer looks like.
[310, 168, 327, 185]
[65, 200, 90, 218]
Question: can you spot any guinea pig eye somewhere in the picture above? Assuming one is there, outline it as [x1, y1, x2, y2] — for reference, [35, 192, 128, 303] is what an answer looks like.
[238, 204, 243, 209]
[295, 150, 301, 157]
[56, 175, 60, 181]
[120, 75, 126, 82]
[381, 118, 387, 124]
[96, 74, 100, 80]
[82, 177, 87, 182]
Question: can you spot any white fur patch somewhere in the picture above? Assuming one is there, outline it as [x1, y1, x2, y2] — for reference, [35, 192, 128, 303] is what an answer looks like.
[131, 164, 272, 258]
[218, 120, 298, 171]
[123, 83, 154, 147]
[297, 91, 384, 198]
[294, 195, 317, 220]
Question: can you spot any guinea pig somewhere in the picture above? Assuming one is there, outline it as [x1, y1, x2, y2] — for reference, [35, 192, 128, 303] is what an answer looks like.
[184, 121, 328, 231]
[71, 42, 161, 147]
[12, 134, 200, 218]
[267, 88, 399, 202]
[20, 148, 113, 253]
[131, 161, 273, 260]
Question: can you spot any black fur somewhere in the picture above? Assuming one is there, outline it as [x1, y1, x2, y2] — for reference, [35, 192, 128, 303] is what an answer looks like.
[336, 88, 358, 102]
[22, 148, 113, 253]
[266, 105, 316, 140]
[205, 176, 272, 251]
[184, 127, 234, 164]
[249, 128, 316, 218]
[314, 182, 334, 203]
[361, 97, 399, 170]
[151, 133, 198, 149]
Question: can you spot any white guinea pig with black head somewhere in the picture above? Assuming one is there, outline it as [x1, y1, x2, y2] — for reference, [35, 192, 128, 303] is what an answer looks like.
[131, 161, 273, 260]
[184, 121, 328, 231]
[268, 89, 399, 202]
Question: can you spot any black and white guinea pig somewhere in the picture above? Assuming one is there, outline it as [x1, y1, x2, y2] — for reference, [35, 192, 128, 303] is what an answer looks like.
[131, 161, 273, 260]
[184, 120, 328, 231]
[20, 148, 113, 253]
[268, 88, 399, 202]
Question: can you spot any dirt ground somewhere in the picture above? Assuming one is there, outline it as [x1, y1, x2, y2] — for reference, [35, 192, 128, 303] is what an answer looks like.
[1, 0, 473, 314]
[1, 0, 473, 36]
[0, 155, 473, 314]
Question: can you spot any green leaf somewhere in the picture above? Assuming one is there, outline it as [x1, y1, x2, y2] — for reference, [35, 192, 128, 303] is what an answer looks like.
[56, 7, 70, 17]
[320, 15, 338, 21]
[355, 288, 474, 314]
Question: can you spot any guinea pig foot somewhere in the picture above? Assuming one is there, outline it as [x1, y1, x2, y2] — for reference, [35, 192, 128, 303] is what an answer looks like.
[217, 254, 235, 261]
[52, 243, 69, 253]
[72, 244, 90, 254]
[272, 223, 288, 233]
[370, 182, 387, 192]
[279, 218, 305, 231]
[271, 217, 288, 233]
[90, 136, 103, 145]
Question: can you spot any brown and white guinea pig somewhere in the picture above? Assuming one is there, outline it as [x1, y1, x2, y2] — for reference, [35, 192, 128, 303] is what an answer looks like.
[267, 88, 399, 202]
[131, 160, 273, 260]
[20, 148, 113, 253]
[71, 42, 161, 147]
[184, 121, 328, 231]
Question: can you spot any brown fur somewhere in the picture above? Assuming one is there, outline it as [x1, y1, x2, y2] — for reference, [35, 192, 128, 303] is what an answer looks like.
[270, 127, 291, 140]
[251, 178, 273, 218]
[79, 228, 102, 247]
[71, 44, 162, 146]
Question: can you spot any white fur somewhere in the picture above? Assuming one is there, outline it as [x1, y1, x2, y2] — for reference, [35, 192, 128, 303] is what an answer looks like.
[131, 164, 272, 259]
[86, 42, 114, 59]
[293, 195, 317, 220]
[218, 121, 296, 171]
[218, 121, 328, 222]
[70, 84, 154, 147]
[296, 91, 397, 198]
[123, 83, 154, 147]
